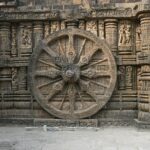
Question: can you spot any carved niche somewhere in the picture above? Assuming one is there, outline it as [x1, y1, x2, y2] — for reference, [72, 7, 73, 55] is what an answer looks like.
[86, 20, 97, 35]
[118, 21, 133, 54]
[29, 28, 117, 119]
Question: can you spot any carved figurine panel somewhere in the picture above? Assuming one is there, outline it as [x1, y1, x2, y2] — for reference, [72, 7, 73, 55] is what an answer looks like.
[79, 20, 86, 30]
[44, 22, 50, 38]
[118, 21, 133, 54]
[20, 24, 32, 49]
[86, 20, 97, 35]
[50, 21, 60, 33]
[29, 28, 117, 119]
[118, 65, 135, 91]
[19, 23, 32, 57]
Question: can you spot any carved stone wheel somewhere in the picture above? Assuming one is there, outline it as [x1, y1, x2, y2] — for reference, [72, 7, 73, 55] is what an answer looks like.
[29, 28, 117, 119]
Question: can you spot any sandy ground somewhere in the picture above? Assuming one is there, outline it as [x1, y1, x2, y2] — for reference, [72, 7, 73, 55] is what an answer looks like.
[0, 126, 150, 150]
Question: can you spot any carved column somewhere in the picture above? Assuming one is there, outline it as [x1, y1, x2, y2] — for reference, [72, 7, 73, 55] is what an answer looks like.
[0, 22, 11, 57]
[105, 19, 118, 55]
[98, 20, 104, 39]
[11, 67, 18, 91]
[136, 24, 142, 53]
[138, 13, 150, 122]
[0, 22, 11, 93]
[44, 21, 50, 38]
[33, 21, 43, 50]
[18, 67, 27, 91]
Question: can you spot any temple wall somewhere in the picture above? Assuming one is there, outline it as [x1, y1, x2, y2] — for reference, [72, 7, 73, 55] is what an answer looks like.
[0, 0, 149, 126]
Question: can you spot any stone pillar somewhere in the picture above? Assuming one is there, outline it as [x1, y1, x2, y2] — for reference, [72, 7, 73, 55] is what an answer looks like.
[18, 67, 27, 91]
[105, 19, 118, 55]
[0, 22, 11, 57]
[0, 22, 11, 92]
[33, 21, 43, 50]
[11, 67, 18, 91]
[140, 15, 150, 52]
[137, 13, 150, 122]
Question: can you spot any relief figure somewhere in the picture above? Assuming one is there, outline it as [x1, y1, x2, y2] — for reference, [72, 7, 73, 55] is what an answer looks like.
[119, 24, 132, 46]
[22, 29, 31, 47]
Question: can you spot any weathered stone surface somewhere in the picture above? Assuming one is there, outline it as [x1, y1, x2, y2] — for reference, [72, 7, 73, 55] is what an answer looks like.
[0, 0, 149, 126]
[34, 119, 98, 127]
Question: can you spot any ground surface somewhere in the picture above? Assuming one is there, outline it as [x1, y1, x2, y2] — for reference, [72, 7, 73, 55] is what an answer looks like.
[0, 126, 150, 150]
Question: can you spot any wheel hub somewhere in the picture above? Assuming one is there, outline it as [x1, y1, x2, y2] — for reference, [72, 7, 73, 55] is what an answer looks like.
[62, 64, 80, 83]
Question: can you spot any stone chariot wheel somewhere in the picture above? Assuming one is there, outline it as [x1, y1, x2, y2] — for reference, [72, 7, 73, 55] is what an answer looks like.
[29, 28, 117, 119]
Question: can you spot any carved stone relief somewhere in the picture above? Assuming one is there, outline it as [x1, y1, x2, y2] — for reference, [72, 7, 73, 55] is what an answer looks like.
[19, 23, 32, 57]
[61, 21, 66, 30]
[0, 4, 149, 123]
[50, 21, 60, 33]
[11, 24, 17, 57]
[0, 68, 11, 91]
[29, 28, 117, 119]
[105, 19, 118, 54]
[33, 21, 43, 49]
[98, 21, 104, 39]
[118, 66, 126, 90]
[11, 67, 18, 91]
[86, 20, 97, 35]
[136, 25, 142, 53]
[118, 21, 133, 54]
[44, 22, 50, 38]
[125, 66, 133, 90]
[79, 20, 85, 30]
[20, 24, 32, 49]
[18, 67, 27, 91]
[0, 22, 11, 57]
[119, 24, 130, 46]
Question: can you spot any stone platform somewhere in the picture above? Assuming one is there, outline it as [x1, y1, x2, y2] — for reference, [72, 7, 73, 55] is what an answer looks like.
[0, 126, 150, 150]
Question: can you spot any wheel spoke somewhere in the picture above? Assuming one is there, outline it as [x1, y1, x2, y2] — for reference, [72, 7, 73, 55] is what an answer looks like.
[38, 59, 60, 70]
[87, 58, 108, 67]
[66, 34, 76, 63]
[35, 69, 61, 79]
[39, 41, 63, 66]
[37, 78, 62, 89]
[68, 84, 76, 114]
[77, 45, 99, 67]
[79, 79, 98, 103]
[58, 40, 65, 57]
[75, 84, 84, 108]
[46, 80, 64, 101]
[78, 38, 86, 58]
[90, 80, 108, 88]
[81, 68, 110, 79]
[59, 85, 68, 110]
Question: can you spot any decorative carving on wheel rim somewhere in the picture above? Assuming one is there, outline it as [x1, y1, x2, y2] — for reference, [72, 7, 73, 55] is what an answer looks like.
[29, 28, 117, 119]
